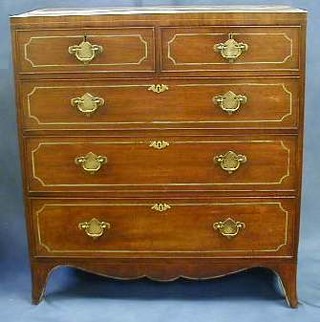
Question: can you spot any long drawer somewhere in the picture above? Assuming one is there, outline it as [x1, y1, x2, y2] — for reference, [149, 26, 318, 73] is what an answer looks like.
[32, 198, 295, 257]
[26, 136, 296, 192]
[16, 28, 155, 73]
[21, 78, 299, 130]
[161, 26, 300, 72]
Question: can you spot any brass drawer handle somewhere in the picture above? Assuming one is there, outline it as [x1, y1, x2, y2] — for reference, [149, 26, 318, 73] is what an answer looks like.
[213, 218, 245, 239]
[68, 36, 103, 64]
[214, 33, 248, 63]
[214, 150, 247, 174]
[71, 93, 105, 117]
[213, 91, 247, 115]
[148, 84, 169, 94]
[79, 218, 110, 239]
[75, 152, 107, 174]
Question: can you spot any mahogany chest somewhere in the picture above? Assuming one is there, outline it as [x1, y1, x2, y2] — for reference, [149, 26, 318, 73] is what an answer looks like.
[10, 6, 307, 306]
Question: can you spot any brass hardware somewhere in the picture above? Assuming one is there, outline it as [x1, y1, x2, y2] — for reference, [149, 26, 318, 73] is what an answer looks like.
[149, 140, 170, 150]
[75, 152, 107, 174]
[213, 91, 247, 115]
[68, 36, 103, 64]
[214, 150, 247, 174]
[78, 218, 110, 239]
[148, 84, 169, 94]
[151, 203, 171, 212]
[213, 33, 248, 63]
[71, 93, 105, 117]
[213, 217, 245, 239]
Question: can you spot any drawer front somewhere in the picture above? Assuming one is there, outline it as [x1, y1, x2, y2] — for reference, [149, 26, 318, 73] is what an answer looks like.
[26, 137, 296, 192]
[33, 198, 294, 257]
[17, 28, 155, 73]
[161, 27, 300, 72]
[22, 78, 299, 130]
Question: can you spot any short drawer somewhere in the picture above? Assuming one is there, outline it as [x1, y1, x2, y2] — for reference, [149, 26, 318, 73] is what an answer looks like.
[16, 28, 155, 73]
[161, 27, 300, 72]
[26, 136, 296, 192]
[21, 78, 299, 130]
[33, 198, 295, 257]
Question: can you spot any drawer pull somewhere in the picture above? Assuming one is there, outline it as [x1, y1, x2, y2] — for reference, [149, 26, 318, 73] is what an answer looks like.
[214, 150, 247, 174]
[78, 218, 110, 239]
[71, 93, 105, 117]
[213, 218, 245, 239]
[149, 140, 170, 150]
[148, 84, 169, 94]
[214, 33, 248, 63]
[213, 91, 247, 115]
[68, 36, 103, 64]
[75, 152, 107, 174]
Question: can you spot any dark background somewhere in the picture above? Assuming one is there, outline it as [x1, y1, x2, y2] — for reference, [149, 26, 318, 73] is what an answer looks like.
[1, 0, 319, 321]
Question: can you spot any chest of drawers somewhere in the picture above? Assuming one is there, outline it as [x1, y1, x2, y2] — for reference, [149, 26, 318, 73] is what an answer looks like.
[10, 6, 306, 307]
